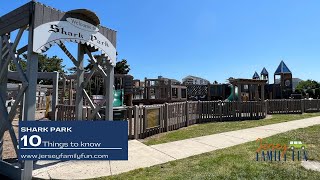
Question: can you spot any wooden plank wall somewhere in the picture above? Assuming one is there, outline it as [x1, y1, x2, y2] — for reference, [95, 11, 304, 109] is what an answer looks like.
[0, 2, 31, 36]
[303, 99, 320, 113]
[267, 100, 303, 114]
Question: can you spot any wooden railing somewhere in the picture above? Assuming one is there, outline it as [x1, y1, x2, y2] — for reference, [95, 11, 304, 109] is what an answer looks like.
[266, 99, 320, 114]
[303, 99, 320, 113]
[56, 100, 266, 139]
[56, 99, 320, 139]
[56, 105, 93, 121]
[266, 99, 302, 114]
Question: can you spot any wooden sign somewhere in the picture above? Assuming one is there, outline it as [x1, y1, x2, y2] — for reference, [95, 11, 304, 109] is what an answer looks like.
[33, 18, 116, 65]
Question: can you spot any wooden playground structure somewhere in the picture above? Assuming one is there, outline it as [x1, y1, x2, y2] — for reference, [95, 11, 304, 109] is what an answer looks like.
[132, 77, 187, 105]
[0, 2, 117, 179]
[0, 1, 315, 180]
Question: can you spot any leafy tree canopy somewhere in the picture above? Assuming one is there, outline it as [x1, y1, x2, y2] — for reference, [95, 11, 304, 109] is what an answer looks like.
[115, 59, 130, 74]
[296, 80, 320, 90]
[9, 54, 66, 84]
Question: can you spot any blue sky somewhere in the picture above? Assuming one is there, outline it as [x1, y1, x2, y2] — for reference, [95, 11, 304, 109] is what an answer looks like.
[1, 0, 320, 83]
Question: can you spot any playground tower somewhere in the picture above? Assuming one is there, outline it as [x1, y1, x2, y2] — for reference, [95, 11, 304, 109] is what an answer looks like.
[274, 61, 292, 98]
[252, 72, 260, 79]
[260, 67, 269, 84]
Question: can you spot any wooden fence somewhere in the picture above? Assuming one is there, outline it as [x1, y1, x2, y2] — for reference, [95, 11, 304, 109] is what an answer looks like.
[266, 100, 302, 114]
[56, 99, 320, 139]
[303, 99, 320, 113]
[200, 101, 265, 122]
[56, 100, 266, 139]
[266, 99, 320, 114]
[56, 105, 92, 121]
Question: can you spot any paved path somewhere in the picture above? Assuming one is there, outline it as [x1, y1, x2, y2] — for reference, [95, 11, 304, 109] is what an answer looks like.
[33, 116, 320, 179]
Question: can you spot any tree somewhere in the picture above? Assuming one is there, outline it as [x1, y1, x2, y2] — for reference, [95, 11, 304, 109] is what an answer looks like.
[37, 54, 66, 84]
[68, 55, 126, 74]
[9, 59, 27, 71]
[296, 80, 320, 98]
[296, 80, 320, 91]
[9, 54, 66, 84]
[115, 59, 130, 74]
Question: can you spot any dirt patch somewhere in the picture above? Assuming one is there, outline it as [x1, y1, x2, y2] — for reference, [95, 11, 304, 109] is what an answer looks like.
[2, 110, 48, 159]
[2, 119, 19, 159]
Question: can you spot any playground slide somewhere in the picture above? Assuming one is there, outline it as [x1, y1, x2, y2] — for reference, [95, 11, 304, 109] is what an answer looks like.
[226, 86, 238, 101]
[113, 89, 124, 107]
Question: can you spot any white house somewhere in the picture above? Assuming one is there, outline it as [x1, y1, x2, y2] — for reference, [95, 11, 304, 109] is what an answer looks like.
[182, 75, 210, 85]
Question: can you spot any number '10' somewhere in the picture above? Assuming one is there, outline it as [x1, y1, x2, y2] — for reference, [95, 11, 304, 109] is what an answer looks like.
[21, 135, 42, 147]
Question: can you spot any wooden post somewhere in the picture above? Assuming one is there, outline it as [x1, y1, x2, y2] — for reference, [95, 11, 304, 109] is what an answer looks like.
[265, 100, 268, 115]
[248, 84, 251, 100]
[207, 83, 211, 100]
[238, 83, 242, 102]
[51, 72, 59, 120]
[37, 91, 40, 109]
[238, 84, 242, 119]
[61, 77, 66, 104]
[219, 100, 222, 121]
[19, 84, 24, 121]
[317, 98, 319, 112]
[69, 80, 73, 105]
[134, 105, 139, 139]
[0, 35, 6, 161]
[75, 44, 84, 120]
[105, 64, 114, 120]
[185, 101, 189, 127]
[261, 84, 265, 101]
[164, 103, 169, 131]
[233, 101, 236, 119]
[255, 85, 259, 101]
[301, 99, 304, 114]
[198, 100, 202, 123]
[22, 22, 39, 179]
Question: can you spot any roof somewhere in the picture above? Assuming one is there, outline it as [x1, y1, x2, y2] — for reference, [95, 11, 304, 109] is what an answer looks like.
[182, 75, 209, 82]
[229, 78, 267, 85]
[252, 72, 260, 79]
[67, 9, 100, 25]
[275, 61, 291, 75]
[261, 67, 268, 75]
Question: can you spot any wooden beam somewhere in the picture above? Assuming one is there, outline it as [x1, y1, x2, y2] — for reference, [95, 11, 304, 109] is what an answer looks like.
[75, 44, 84, 120]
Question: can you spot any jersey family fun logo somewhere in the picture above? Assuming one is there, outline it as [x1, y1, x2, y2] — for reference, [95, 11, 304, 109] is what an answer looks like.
[255, 138, 308, 161]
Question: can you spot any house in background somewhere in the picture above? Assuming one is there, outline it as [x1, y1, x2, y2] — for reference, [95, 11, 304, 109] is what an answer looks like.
[158, 76, 181, 85]
[182, 75, 210, 85]
[292, 78, 303, 92]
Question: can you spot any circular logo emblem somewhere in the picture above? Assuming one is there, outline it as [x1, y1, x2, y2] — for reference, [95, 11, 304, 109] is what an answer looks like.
[285, 80, 291, 87]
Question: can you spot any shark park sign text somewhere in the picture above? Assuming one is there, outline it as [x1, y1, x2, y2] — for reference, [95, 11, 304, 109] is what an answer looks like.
[33, 17, 116, 65]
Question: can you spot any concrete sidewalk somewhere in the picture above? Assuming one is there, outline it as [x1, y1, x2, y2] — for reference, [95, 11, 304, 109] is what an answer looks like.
[33, 116, 320, 179]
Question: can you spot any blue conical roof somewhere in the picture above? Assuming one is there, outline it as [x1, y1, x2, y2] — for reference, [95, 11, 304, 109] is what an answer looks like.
[261, 67, 268, 75]
[252, 71, 260, 79]
[275, 61, 291, 75]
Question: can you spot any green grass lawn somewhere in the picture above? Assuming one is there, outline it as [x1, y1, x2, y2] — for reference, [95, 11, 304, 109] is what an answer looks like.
[97, 125, 320, 180]
[143, 113, 320, 145]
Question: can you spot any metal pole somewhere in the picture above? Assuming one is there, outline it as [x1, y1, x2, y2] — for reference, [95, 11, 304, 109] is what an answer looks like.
[75, 44, 84, 120]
